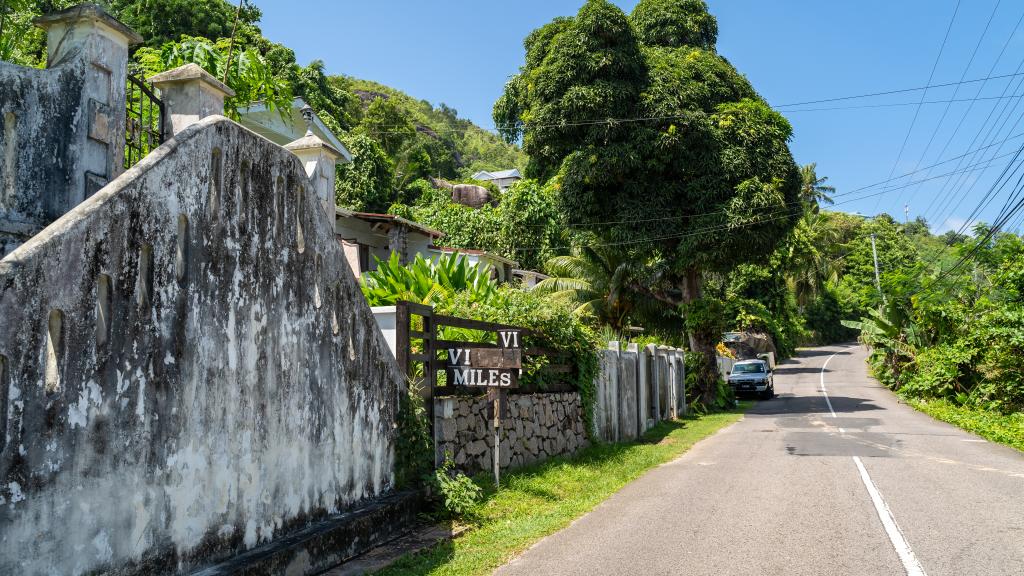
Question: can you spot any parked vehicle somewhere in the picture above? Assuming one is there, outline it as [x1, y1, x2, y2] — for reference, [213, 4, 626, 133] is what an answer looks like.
[727, 359, 775, 399]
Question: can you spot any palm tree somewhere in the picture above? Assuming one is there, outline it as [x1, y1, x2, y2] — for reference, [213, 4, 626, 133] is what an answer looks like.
[785, 211, 843, 308]
[800, 163, 835, 210]
[534, 244, 652, 331]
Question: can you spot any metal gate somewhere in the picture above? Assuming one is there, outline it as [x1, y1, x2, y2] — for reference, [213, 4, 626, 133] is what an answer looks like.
[124, 73, 165, 169]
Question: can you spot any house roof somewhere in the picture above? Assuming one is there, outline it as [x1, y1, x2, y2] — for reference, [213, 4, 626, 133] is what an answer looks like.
[239, 97, 351, 162]
[429, 245, 519, 268]
[335, 208, 444, 239]
[513, 268, 550, 280]
[471, 168, 522, 181]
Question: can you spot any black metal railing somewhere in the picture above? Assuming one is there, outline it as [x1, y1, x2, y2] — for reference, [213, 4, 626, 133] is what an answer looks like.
[124, 73, 165, 169]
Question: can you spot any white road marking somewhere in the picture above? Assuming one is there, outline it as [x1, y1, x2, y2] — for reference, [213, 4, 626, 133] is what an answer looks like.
[853, 456, 928, 576]
[819, 349, 928, 576]
[819, 352, 844, 433]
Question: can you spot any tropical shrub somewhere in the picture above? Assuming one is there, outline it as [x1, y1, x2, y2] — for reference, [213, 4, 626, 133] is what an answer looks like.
[360, 252, 504, 308]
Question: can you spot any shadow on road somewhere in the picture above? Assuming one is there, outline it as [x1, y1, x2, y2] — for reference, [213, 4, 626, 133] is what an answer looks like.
[746, 395, 883, 416]
[791, 348, 854, 359]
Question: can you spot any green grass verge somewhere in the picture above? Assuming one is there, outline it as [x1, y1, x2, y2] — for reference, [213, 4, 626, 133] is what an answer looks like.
[904, 397, 1024, 452]
[375, 404, 751, 576]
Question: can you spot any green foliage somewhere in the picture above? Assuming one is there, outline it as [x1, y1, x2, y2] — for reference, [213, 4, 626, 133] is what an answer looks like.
[360, 252, 504, 308]
[904, 398, 1024, 452]
[497, 0, 801, 403]
[442, 288, 601, 432]
[431, 457, 483, 517]
[394, 383, 433, 489]
[359, 97, 416, 156]
[684, 351, 733, 411]
[336, 133, 394, 211]
[401, 179, 562, 272]
[133, 35, 292, 119]
[110, 0, 260, 48]
[536, 242, 661, 331]
[0, 0, 78, 66]
[347, 77, 526, 179]
[631, 0, 718, 50]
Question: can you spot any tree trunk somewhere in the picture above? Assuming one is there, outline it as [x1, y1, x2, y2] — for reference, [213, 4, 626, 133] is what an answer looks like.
[680, 267, 720, 407]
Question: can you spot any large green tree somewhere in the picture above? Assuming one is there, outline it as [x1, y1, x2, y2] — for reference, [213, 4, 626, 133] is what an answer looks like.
[495, 0, 802, 403]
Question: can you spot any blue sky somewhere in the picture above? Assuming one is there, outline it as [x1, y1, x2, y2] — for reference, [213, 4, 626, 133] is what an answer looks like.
[257, 1, 1024, 234]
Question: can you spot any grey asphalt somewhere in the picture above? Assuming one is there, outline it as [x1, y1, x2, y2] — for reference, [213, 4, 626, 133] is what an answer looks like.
[496, 344, 1024, 576]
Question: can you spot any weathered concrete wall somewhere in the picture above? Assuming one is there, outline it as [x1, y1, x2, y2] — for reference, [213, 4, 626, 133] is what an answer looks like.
[0, 5, 137, 257]
[594, 342, 686, 441]
[0, 116, 400, 575]
[434, 392, 588, 475]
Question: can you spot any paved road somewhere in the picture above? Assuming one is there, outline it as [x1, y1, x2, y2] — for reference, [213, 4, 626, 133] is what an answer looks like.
[496, 344, 1024, 576]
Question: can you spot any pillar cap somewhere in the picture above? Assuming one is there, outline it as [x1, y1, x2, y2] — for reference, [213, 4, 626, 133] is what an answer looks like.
[149, 63, 236, 98]
[35, 3, 143, 45]
[284, 132, 344, 160]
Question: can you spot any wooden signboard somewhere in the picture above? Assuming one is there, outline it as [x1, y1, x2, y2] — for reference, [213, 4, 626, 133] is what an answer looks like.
[445, 329, 524, 390]
[444, 328, 523, 488]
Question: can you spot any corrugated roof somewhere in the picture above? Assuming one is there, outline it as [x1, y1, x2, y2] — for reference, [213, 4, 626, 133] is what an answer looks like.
[335, 208, 444, 238]
[429, 246, 519, 268]
[471, 168, 522, 181]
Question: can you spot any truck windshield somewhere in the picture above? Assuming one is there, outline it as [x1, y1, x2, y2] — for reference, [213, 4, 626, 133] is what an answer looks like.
[732, 363, 764, 374]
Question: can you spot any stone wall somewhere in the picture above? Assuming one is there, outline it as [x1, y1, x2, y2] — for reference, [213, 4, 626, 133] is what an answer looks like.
[0, 115, 400, 575]
[434, 392, 588, 475]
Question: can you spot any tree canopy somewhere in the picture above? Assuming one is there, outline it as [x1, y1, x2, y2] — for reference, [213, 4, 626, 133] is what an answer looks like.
[495, 0, 802, 400]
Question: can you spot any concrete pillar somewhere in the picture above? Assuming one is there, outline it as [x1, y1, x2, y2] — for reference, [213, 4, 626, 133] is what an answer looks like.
[285, 128, 343, 221]
[149, 63, 234, 137]
[646, 344, 659, 424]
[386, 222, 409, 264]
[35, 4, 142, 209]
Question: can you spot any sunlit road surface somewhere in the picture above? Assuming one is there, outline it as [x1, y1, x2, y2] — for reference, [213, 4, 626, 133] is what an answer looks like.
[497, 345, 1024, 576]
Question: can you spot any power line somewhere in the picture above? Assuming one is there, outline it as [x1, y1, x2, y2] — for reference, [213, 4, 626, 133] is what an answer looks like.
[895, 0, 1004, 214]
[904, 3, 1024, 214]
[873, 0, 962, 213]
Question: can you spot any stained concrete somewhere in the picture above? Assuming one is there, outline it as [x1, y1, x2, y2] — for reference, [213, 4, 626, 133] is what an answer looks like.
[0, 116, 401, 575]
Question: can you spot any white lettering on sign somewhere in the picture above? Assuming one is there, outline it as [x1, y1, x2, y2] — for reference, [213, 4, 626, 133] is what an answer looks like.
[499, 331, 520, 348]
[448, 348, 471, 366]
[449, 368, 515, 388]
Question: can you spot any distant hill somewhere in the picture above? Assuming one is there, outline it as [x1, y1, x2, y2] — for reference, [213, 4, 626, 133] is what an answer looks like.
[343, 77, 526, 178]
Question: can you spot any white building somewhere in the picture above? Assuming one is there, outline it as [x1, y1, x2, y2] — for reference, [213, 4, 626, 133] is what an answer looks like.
[471, 168, 522, 192]
[239, 97, 351, 162]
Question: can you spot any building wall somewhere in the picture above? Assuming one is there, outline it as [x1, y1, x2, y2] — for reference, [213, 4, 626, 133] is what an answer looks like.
[434, 392, 588, 475]
[0, 116, 399, 576]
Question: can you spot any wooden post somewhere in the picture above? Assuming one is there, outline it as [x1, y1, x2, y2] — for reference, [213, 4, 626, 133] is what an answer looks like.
[489, 388, 502, 488]
[395, 301, 410, 380]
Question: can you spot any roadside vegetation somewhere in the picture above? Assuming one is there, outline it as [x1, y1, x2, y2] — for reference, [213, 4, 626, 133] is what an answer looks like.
[375, 407, 750, 576]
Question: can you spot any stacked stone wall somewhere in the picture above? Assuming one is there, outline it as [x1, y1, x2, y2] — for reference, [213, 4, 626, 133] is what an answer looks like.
[434, 392, 588, 475]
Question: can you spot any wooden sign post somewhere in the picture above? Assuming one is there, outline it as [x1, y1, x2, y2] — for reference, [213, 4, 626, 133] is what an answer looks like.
[446, 329, 522, 488]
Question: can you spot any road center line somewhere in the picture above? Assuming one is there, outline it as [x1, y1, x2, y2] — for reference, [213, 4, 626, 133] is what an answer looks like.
[819, 352, 844, 432]
[853, 456, 928, 576]
[819, 349, 928, 576]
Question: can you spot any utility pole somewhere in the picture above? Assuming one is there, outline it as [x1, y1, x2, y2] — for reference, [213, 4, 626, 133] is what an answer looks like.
[904, 204, 909, 225]
[870, 234, 887, 306]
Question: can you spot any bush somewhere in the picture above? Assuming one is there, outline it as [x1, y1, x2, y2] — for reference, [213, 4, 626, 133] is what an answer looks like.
[442, 288, 601, 432]
[900, 343, 978, 401]
[804, 285, 859, 344]
[431, 457, 482, 517]
[360, 252, 504, 307]
[394, 383, 433, 489]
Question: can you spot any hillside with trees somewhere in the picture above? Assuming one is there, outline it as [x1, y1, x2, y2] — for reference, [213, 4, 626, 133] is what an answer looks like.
[0, 0, 525, 214]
